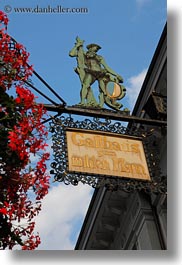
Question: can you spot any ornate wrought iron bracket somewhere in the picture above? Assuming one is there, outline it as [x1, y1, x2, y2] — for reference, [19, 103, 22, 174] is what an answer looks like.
[49, 115, 166, 194]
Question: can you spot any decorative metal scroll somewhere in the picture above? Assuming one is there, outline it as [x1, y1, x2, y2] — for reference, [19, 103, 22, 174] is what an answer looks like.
[49, 115, 166, 194]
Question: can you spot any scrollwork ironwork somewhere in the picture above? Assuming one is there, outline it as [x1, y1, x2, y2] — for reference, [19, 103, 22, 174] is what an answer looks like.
[49, 115, 166, 194]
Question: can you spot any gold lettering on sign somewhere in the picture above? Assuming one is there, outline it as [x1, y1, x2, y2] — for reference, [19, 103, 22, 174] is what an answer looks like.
[71, 155, 110, 170]
[71, 133, 140, 154]
[66, 130, 151, 181]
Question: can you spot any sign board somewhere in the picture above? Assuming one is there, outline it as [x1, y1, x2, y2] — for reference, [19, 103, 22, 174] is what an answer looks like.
[66, 129, 150, 181]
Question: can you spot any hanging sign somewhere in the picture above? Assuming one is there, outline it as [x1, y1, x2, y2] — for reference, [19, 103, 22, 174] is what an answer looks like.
[66, 129, 150, 181]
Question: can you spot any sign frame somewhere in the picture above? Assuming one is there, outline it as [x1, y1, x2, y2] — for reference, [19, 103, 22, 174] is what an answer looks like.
[50, 115, 166, 193]
[65, 128, 151, 181]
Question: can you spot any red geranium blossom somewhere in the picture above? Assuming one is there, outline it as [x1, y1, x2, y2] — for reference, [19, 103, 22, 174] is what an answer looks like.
[0, 11, 50, 250]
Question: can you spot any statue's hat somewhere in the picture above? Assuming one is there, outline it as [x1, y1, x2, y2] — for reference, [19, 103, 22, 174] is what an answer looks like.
[86, 43, 101, 50]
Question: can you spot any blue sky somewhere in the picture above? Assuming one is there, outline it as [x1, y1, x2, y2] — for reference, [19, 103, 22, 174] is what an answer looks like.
[1, 0, 166, 108]
[0, 0, 166, 250]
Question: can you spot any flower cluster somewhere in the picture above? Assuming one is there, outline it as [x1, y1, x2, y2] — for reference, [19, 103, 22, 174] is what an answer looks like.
[0, 11, 50, 250]
[0, 12, 33, 90]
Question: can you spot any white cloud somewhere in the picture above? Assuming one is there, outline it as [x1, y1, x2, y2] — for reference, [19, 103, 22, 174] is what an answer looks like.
[34, 183, 93, 250]
[126, 68, 147, 110]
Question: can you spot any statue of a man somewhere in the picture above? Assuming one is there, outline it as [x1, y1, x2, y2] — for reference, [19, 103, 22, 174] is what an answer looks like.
[69, 37, 125, 110]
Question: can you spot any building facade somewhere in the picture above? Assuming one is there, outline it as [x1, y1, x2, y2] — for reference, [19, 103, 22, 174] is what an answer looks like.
[75, 24, 167, 250]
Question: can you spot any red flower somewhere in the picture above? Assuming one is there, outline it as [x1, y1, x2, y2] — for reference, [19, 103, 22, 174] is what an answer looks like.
[0, 11, 50, 250]
[0, 11, 9, 26]
[0, 208, 7, 215]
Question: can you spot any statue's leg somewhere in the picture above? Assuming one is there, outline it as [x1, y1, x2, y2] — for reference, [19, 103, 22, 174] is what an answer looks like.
[76, 70, 98, 106]
[87, 87, 99, 106]
[99, 79, 107, 95]
[80, 74, 93, 105]
[98, 79, 106, 108]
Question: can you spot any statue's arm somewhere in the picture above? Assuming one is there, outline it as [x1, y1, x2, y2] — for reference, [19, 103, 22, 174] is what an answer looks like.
[100, 57, 123, 83]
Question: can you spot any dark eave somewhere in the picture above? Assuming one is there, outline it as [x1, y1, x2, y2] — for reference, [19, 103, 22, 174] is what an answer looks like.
[132, 23, 167, 117]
